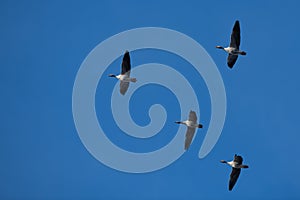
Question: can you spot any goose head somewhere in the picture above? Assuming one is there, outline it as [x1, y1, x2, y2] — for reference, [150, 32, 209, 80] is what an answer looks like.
[220, 160, 227, 163]
[175, 121, 182, 124]
[216, 46, 224, 49]
[108, 74, 116, 78]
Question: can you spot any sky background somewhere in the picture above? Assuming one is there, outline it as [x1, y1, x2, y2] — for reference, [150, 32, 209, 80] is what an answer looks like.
[1, 0, 300, 199]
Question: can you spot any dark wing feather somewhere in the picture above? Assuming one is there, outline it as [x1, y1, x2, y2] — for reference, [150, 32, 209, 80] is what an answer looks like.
[229, 168, 241, 191]
[230, 20, 240, 49]
[227, 54, 238, 68]
[184, 127, 196, 150]
[234, 155, 243, 165]
[121, 51, 131, 75]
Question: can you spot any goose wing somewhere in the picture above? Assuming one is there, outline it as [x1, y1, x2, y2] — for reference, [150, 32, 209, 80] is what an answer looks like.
[227, 54, 238, 68]
[234, 154, 243, 165]
[120, 81, 129, 95]
[121, 51, 131, 75]
[230, 20, 241, 49]
[184, 127, 196, 150]
[119, 72, 130, 95]
[188, 110, 197, 123]
[229, 168, 241, 191]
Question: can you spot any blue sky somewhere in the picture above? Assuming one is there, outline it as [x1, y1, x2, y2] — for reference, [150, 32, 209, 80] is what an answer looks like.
[1, 0, 300, 199]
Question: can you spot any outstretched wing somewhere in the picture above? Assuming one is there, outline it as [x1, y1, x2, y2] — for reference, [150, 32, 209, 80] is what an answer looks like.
[188, 111, 197, 123]
[120, 81, 129, 95]
[229, 168, 241, 191]
[121, 51, 131, 75]
[234, 154, 243, 165]
[119, 71, 131, 95]
[227, 54, 238, 68]
[230, 20, 241, 49]
[184, 127, 196, 150]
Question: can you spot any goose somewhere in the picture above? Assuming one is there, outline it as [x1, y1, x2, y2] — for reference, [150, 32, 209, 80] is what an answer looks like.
[216, 20, 247, 68]
[175, 110, 203, 150]
[220, 154, 249, 191]
[108, 50, 137, 95]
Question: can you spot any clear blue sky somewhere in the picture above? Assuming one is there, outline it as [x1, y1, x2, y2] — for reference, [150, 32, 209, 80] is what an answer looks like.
[1, 0, 300, 199]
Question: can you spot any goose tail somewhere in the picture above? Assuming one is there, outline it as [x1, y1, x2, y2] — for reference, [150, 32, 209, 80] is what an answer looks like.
[130, 78, 137, 83]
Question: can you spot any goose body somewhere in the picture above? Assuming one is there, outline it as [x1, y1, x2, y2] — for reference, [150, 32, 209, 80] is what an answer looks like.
[108, 51, 137, 95]
[114, 74, 136, 82]
[222, 47, 246, 56]
[216, 20, 246, 68]
[220, 154, 249, 191]
[175, 111, 203, 150]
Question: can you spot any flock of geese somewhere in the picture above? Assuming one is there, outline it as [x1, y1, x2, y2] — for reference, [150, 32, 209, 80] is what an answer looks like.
[108, 20, 248, 191]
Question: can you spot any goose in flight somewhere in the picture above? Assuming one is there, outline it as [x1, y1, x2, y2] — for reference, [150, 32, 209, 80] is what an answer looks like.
[175, 110, 203, 150]
[220, 154, 249, 191]
[216, 20, 247, 68]
[108, 50, 137, 95]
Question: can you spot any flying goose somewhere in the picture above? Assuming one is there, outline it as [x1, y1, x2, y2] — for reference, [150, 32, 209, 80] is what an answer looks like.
[216, 20, 247, 68]
[108, 50, 137, 95]
[175, 110, 203, 150]
[220, 154, 249, 191]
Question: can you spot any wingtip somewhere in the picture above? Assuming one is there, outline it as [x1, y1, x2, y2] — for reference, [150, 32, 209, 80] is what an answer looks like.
[234, 20, 240, 26]
[229, 184, 234, 191]
[124, 50, 130, 56]
[227, 64, 234, 69]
